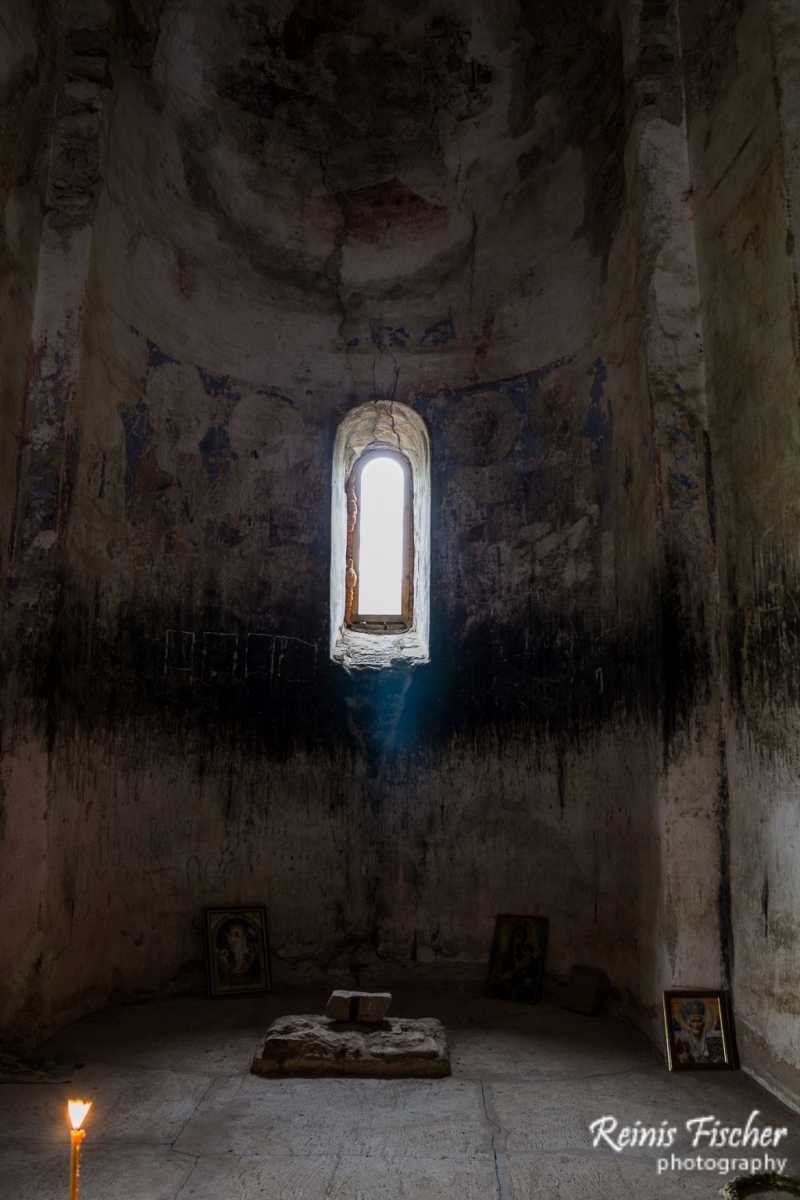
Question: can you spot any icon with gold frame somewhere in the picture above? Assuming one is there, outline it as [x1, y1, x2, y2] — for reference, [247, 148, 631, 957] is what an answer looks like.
[662, 989, 736, 1070]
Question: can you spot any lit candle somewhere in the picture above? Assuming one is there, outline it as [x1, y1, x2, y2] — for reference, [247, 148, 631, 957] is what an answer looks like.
[67, 1099, 92, 1200]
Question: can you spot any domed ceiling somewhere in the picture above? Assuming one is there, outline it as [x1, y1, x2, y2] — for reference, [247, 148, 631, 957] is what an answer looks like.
[114, 0, 623, 313]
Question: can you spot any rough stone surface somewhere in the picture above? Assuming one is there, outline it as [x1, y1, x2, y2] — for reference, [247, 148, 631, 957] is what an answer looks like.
[0, 0, 658, 1055]
[720, 1180, 800, 1199]
[0, 0, 800, 1121]
[325, 991, 358, 1022]
[356, 992, 393, 1023]
[678, 0, 800, 1104]
[325, 990, 392, 1023]
[0, 991, 795, 1199]
[252, 1014, 449, 1078]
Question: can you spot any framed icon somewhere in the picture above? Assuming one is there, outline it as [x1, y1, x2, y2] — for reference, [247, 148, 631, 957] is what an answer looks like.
[204, 906, 271, 996]
[662, 990, 736, 1070]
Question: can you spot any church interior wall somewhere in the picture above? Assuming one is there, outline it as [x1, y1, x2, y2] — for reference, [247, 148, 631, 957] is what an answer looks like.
[0, 0, 798, 1109]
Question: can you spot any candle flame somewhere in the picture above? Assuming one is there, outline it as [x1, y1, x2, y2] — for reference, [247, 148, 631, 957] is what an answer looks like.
[67, 1100, 92, 1130]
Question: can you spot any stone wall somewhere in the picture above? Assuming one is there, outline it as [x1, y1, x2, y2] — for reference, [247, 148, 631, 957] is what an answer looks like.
[0, 0, 797, 1108]
[38, 0, 666, 1032]
[681, 0, 800, 1104]
[0, 1, 54, 575]
[0, 0, 672, 1039]
[0, 0, 60, 1037]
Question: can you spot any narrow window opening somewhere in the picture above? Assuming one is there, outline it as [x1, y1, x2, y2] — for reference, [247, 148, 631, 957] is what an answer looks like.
[345, 449, 413, 632]
[331, 400, 429, 668]
[358, 456, 404, 614]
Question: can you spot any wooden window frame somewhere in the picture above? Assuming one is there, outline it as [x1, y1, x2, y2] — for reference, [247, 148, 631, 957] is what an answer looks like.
[344, 447, 414, 633]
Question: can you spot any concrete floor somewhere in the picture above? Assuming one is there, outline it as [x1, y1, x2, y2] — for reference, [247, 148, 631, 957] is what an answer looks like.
[2, 989, 798, 1199]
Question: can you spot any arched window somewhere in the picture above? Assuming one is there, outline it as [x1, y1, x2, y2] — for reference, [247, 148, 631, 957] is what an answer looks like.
[345, 450, 412, 631]
[331, 401, 430, 668]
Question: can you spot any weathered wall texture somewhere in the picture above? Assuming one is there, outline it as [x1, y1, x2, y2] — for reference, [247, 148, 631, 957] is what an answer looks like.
[681, 0, 800, 1102]
[0, 1, 53, 572]
[604, 0, 723, 1046]
[0, 0, 60, 1037]
[45, 0, 664, 1031]
[0, 0, 797, 1103]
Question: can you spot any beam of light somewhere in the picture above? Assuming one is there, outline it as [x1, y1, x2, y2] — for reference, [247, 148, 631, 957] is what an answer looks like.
[358, 455, 405, 616]
[67, 1100, 92, 1130]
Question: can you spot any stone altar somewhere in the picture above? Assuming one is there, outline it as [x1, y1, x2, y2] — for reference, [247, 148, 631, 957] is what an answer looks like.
[251, 1013, 451, 1079]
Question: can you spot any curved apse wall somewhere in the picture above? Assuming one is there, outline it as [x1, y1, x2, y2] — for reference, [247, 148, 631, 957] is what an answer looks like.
[5, 0, 670, 1035]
